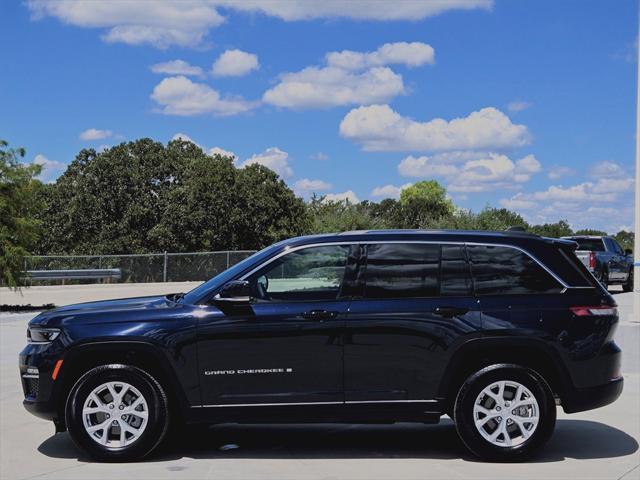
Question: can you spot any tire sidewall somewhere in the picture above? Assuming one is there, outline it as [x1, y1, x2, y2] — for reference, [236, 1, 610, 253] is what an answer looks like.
[65, 364, 169, 462]
[454, 364, 556, 462]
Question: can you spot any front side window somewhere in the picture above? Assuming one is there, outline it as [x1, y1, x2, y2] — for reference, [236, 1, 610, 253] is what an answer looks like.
[467, 245, 563, 295]
[248, 245, 350, 302]
[364, 243, 440, 299]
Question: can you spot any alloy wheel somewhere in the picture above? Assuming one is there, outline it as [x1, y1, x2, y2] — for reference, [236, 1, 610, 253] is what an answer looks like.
[473, 380, 539, 447]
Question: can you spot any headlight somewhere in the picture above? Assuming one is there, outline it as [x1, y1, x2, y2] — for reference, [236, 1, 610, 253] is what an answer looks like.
[27, 327, 61, 344]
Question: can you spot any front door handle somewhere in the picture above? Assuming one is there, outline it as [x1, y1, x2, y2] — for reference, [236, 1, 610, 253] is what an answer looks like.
[301, 310, 338, 321]
[434, 306, 469, 318]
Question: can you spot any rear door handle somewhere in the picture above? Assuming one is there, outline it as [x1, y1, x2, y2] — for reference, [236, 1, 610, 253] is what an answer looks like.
[301, 310, 338, 321]
[434, 306, 469, 318]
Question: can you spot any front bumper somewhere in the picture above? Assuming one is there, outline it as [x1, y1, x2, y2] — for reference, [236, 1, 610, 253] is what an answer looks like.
[19, 344, 63, 422]
[562, 376, 624, 413]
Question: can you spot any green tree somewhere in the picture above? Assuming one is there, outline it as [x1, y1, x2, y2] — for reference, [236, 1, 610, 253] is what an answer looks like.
[398, 180, 454, 228]
[530, 220, 573, 238]
[574, 228, 608, 236]
[307, 196, 382, 233]
[614, 230, 634, 253]
[0, 140, 43, 288]
[37, 139, 309, 254]
[475, 207, 529, 231]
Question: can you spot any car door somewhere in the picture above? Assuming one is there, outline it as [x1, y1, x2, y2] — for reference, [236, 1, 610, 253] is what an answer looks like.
[344, 242, 481, 404]
[197, 243, 355, 406]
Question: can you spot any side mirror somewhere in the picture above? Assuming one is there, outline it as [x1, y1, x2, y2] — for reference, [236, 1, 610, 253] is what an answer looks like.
[625, 248, 633, 255]
[213, 280, 251, 304]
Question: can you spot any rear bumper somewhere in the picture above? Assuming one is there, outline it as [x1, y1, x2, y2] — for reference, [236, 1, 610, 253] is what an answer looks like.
[562, 376, 624, 413]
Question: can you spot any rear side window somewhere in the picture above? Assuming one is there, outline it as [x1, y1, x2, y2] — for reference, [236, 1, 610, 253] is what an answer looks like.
[364, 243, 440, 298]
[441, 244, 473, 296]
[467, 245, 563, 295]
[572, 238, 605, 251]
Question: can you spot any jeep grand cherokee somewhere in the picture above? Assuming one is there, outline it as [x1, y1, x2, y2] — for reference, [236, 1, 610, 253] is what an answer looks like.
[20, 230, 623, 462]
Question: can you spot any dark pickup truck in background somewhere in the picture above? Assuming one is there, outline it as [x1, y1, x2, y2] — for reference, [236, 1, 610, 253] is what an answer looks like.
[562, 235, 633, 291]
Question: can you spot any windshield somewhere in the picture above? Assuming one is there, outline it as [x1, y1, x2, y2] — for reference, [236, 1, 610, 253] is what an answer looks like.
[181, 243, 284, 304]
[571, 238, 605, 252]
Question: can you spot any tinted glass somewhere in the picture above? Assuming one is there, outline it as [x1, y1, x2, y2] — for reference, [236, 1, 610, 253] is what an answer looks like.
[610, 239, 624, 255]
[467, 245, 562, 295]
[571, 238, 605, 251]
[249, 245, 349, 302]
[441, 244, 472, 296]
[364, 243, 440, 298]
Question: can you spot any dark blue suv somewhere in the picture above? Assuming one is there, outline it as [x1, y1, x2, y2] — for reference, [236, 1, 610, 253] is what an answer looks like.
[20, 230, 623, 462]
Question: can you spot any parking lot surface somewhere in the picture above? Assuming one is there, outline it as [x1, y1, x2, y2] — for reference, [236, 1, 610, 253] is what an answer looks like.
[1, 289, 638, 480]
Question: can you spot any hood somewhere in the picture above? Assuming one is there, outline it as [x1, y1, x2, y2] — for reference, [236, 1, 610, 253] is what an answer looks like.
[29, 295, 174, 328]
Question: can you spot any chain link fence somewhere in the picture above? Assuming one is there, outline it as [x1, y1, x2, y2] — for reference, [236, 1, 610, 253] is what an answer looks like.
[23, 251, 256, 284]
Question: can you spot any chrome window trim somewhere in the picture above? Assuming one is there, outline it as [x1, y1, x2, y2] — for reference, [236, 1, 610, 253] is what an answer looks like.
[239, 240, 574, 291]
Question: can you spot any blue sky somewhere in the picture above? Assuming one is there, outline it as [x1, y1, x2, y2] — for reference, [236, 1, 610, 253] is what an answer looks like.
[1, 0, 637, 233]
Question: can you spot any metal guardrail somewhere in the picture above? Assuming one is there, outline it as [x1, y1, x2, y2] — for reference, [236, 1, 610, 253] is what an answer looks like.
[21, 251, 256, 285]
[25, 269, 122, 282]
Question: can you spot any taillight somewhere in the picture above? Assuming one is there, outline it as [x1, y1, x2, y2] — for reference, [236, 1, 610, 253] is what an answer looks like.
[589, 251, 596, 270]
[570, 306, 618, 317]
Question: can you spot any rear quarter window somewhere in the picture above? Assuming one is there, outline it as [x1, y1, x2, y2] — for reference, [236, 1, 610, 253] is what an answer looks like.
[467, 245, 564, 295]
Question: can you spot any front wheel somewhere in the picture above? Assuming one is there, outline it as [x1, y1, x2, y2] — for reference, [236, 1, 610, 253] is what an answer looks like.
[65, 364, 170, 462]
[453, 364, 556, 462]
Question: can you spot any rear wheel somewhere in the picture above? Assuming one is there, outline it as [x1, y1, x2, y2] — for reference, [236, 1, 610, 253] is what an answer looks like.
[65, 364, 169, 462]
[623, 269, 633, 292]
[453, 364, 556, 462]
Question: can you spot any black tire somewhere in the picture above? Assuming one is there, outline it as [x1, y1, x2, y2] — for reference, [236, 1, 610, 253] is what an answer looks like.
[65, 364, 170, 462]
[623, 269, 633, 292]
[453, 364, 556, 462]
[597, 268, 609, 290]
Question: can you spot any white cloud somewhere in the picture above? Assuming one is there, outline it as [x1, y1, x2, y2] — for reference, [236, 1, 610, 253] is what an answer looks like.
[208, 146, 236, 159]
[507, 100, 532, 112]
[223, 1, 493, 21]
[263, 66, 404, 109]
[79, 128, 112, 141]
[547, 165, 575, 180]
[499, 176, 635, 233]
[33, 154, 66, 183]
[326, 42, 434, 70]
[398, 152, 541, 193]
[171, 133, 236, 158]
[340, 105, 531, 152]
[27, 1, 492, 48]
[501, 178, 634, 208]
[211, 49, 259, 77]
[323, 190, 360, 203]
[262, 42, 435, 109]
[294, 178, 332, 194]
[150, 59, 203, 77]
[310, 152, 329, 161]
[240, 147, 293, 177]
[398, 155, 459, 177]
[151, 76, 257, 116]
[371, 183, 412, 199]
[589, 160, 627, 178]
[27, 0, 224, 48]
[172, 132, 198, 144]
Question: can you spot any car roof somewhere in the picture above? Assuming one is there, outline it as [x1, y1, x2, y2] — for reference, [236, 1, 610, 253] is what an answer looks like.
[283, 229, 576, 248]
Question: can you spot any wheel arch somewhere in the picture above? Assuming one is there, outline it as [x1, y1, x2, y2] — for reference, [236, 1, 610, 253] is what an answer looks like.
[54, 340, 189, 430]
[437, 337, 571, 412]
